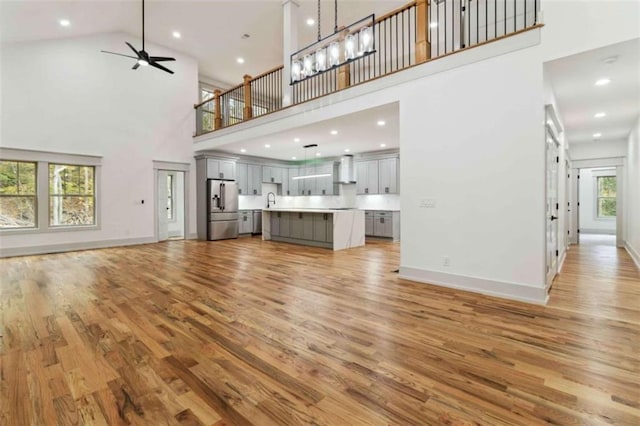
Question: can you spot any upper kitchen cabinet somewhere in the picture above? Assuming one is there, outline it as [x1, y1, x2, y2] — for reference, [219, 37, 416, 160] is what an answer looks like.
[315, 163, 338, 195]
[262, 166, 284, 184]
[378, 158, 399, 194]
[236, 163, 248, 195]
[287, 168, 299, 196]
[207, 158, 236, 180]
[356, 160, 379, 195]
[247, 164, 262, 195]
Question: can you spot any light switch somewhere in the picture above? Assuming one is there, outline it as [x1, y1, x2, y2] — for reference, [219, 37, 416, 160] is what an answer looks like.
[420, 199, 436, 208]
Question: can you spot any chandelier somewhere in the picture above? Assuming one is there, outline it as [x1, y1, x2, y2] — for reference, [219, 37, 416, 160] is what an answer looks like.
[290, 0, 375, 84]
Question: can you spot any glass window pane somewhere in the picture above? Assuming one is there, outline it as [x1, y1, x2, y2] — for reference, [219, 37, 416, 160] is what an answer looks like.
[49, 164, 94, 195]
[598, 198, 616, 217]
[0, 161, 18, 194]
[49, 196, 95, 226]
[18, 162, 37, 194]
[598, 176, 616, 197]
[0, 196, 36, 228]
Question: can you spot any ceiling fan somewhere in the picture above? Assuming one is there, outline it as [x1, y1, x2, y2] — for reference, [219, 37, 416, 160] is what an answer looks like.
[101, 0, 175, 74]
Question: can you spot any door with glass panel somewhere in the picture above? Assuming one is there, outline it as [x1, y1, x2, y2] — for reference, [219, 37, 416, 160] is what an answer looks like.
[545, 126, 560, 286]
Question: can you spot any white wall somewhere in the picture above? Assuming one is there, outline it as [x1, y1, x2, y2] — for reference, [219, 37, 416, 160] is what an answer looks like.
[541, 0, 640, 61]
[579, 168, 616, 234]
[569, 140, 628, 161]
[625, 117, 640, 266]
[0, 32, 198, 255]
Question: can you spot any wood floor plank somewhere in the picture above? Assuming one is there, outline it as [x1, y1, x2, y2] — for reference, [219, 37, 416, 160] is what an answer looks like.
[1, 237, 638, 424]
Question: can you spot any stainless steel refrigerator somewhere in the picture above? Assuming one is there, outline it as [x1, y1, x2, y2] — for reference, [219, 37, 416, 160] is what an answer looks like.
[207, 179, 239, 240]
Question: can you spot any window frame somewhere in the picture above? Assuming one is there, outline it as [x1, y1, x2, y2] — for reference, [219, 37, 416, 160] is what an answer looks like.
[0, 148, 102, 235]
[595, 174, 616, 220]
[0, 159, 38, 230]
[167, 173, 175, 222]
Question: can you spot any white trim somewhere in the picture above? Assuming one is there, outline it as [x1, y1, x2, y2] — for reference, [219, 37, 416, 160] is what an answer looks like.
[571, 157, 624, 168]
[0, 147, 102, 166]
[625, 242, 640, 270]
[0, 237, 156, 258]
[580, 228, 616, 235]
[399, 266, 548, 305]
[152, 160, 190, 171]
[558, 248, 567, 273]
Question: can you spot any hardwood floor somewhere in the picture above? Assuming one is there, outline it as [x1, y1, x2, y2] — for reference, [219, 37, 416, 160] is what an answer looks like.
[1, 238, 638, 425]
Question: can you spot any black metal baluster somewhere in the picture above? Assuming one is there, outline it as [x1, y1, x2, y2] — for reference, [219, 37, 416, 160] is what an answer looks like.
[485, 0, 488, 42]
[534, 0, 537, 24]
[514, 0, 516, 31]
[524, 0, 527, 28]
[494, 0, 497, 39]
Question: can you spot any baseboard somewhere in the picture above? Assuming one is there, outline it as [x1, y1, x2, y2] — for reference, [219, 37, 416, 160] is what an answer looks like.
[0, 237, 156, 258]
[625, 243, 640, 270]
[187, 232, 198, 240]
[580, 228, 616, 235]
[399, 266, 548, 305]
[558, 248, 567, 273]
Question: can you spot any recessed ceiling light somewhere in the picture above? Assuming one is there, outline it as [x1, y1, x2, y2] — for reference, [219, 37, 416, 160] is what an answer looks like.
[293, 138, 300, 142]
[330, 130, 338, 135]
[594, 112, 606, 118]
[316, 152, 321, 156]
[59, 19, 71, 27]
[595, 78, 610, 86]
[380, 143, 386, 148]
[240, 148, 246, 153]
[237, 57, 245, 64]
[306, 18, 315, 26]
[593, 133, 602, 138]
[377, 120, 386, 126]
[344, 148, 350, 153]
[264, 144, 271, 148]
[172, 31, 181, 39]
[429, 22, 438, 28]
[292, 156, 297, 160]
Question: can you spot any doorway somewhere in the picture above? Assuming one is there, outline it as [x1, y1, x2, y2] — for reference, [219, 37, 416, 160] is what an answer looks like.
[545, 123, 560, 286]
[157, 169, 187, 242]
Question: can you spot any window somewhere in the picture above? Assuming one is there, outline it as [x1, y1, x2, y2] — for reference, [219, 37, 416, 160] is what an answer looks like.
[167, 174, 174, 220]
[200, 89, 215, 132]
[49, 164, 95, 226]
[0, 160, 37, 229]
[597, 176, 616, 218]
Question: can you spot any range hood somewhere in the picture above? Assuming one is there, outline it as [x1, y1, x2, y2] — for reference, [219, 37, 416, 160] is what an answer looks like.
[338, 155, 356, 184]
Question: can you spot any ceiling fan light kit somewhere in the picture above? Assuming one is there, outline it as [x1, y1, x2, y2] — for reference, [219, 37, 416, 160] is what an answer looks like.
[101, 0, 176, 74]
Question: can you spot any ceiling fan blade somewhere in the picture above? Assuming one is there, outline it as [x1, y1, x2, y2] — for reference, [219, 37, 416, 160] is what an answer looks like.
[149, 61, 174, 74]
[125, 42, 141, 57]
[101, 50, 138, 60]
[132, 63, 140, 70]
[150, 56, 176, 62]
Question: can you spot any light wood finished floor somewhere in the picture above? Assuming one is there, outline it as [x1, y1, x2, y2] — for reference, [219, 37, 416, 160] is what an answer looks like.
[1, 238, 638, 425]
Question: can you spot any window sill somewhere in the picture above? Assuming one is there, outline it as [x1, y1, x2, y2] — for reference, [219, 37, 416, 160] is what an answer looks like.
[0, 224, 100, 236]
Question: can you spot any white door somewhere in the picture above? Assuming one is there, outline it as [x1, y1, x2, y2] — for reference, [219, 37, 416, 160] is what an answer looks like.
[545, 127, 560, 286]
[158, 170, 169, 241]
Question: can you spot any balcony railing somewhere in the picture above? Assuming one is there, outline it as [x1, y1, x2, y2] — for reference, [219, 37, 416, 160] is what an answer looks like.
[194, 0, 540, 136]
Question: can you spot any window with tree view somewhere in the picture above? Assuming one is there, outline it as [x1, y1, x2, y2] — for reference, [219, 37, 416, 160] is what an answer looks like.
[0, 160, 37, 229]
[597, 176, 616, 218]
[49, 164, 95, 226]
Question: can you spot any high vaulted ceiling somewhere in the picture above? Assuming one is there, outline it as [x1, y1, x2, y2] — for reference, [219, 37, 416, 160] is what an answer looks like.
[0, 0, 406, 87]
[545, 38, 640, 145]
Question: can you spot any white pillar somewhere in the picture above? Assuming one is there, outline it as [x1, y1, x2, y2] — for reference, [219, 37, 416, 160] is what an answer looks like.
[282, 0, 299, 106]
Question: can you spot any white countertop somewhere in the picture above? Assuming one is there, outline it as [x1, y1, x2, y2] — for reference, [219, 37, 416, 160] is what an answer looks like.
[263, 208, 361, 213]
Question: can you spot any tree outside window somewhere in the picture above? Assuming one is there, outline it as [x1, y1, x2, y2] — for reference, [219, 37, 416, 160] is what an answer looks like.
[597, 176, 616, 218]
[0, 160, 37, 229]
[49, 164, 95, 226]
[201, 89, 215, 132]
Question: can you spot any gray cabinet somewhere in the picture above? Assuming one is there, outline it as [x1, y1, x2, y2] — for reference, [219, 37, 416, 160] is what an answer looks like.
[366, 210, 400, 241]
[279, 212, 290, 237]
[270, 212, 281, 236]
[313, 213, 333, 242]
[247, 164, 262, 195]
[262, 166, 284, 184]
[287, 168, 299, 196]
[239, 211, 253, 234]
[378, 158, 399, 194]
[300, 166, 316, 196]
[356, 160, 379, 195]
[365, 211, 374, 236]
[303, 213, 314, 240]
[315, 163, 336, 195]
[207, 158, 236, 180]
[290, 212, 305, 239]
[236, 163, 248, 195]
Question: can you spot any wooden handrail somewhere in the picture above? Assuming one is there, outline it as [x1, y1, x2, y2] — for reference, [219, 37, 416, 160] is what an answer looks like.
[251, 65, 284, 82]
[376, 0, 416, 24]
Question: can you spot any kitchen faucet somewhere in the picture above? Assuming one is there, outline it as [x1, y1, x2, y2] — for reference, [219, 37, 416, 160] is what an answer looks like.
[267, 192, 276, 208]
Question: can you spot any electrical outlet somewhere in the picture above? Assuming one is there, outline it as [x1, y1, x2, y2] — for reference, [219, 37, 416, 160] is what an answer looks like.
[443, 256, 450, 267]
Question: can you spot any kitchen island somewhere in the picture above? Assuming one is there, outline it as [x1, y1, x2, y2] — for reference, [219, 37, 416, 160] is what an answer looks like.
[263, 208, 365, 251]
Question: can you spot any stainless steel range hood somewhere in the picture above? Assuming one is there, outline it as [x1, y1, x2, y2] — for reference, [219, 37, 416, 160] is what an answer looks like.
[338, 155, 356, 184]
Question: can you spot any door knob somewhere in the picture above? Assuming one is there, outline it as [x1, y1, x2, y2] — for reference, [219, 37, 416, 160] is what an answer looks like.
[550, 215, 558, 221]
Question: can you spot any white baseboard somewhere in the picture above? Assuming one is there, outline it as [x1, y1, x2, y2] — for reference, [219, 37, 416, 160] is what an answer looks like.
[0, 237, 156, 258]
[399, 266, 548, 305]
[625, 243, 640, 270]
